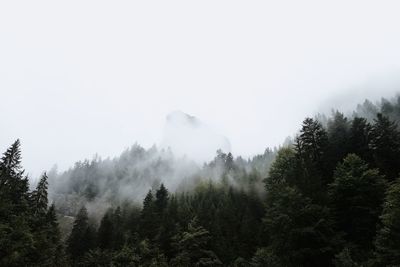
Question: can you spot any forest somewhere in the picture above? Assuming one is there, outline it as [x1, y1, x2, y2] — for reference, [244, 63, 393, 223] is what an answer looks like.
[1, 96, 400, 267]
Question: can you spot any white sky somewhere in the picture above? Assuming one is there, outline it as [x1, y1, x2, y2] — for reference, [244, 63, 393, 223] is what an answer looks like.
[1, 0, 400, 177]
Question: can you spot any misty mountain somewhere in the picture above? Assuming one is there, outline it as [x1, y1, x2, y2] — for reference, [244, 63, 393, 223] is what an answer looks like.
[161, 110, 231, 162]
[3, 94, 400, 266]
[48, 112, 273, 217]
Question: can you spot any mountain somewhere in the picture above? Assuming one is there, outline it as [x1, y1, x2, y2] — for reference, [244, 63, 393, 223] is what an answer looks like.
[161, 110, 231, 163]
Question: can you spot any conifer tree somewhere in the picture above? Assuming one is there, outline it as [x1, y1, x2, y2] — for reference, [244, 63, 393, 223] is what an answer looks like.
[327, 112, 350, 172]
[295, 117, 330, 198]
[374, 178, 400, 266]
[139, 190, 157, 240]
[97, 209, 114, 250]
[31, 172, 49, 216]
[155, 183, 169, 215]
[0, 139, 23, 177]
[171, 217, 222, 266]
[329, 154, 386, 260]
[349, 117, 373, 163]
[0, 140, 33, 267]
[369, 113, 400, 180]
[67, 206, 95, 265]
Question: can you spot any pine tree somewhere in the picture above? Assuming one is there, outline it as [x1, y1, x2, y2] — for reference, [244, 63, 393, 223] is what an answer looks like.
[67, 206, 95, 265]
[0, 139, 29, 213]
[97, 209, 114, 250]
[155, 184, 169, 215]
[295, 117, 330, 199]
[326, 112, 350, 173]
[31, 172, 49, 216]
[374, 178, 400, 266]
[369, 113, 400, 180]
[329, 154, 387, 260]
[348, 117, 373, 163]
[263, 183, 336, 267]
[171, 217, 222, 266]
[0, 140, 33, 267]
[113, 206, 124, 250]
[0, 139, 23, 177]
[139, 190, 157, 240]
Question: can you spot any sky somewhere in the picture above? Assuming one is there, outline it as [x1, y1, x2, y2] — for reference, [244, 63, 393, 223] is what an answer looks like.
[1, 0, 400, 177]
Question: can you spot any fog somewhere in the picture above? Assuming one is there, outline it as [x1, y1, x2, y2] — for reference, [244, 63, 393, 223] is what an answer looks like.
[1, 1, 400, 177]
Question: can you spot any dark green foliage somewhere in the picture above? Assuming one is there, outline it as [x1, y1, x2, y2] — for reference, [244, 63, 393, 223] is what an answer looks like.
[171, 217, 222, 266]
[0, 141, 63, 267]
[67, 206, 96, 265]
[348, 117, 373, 163]
[333, 248, 360, 267]
[374, 178, 400, 266]
[140, 190, 157, 240]
[97, 209, 114, 250]
[369, 113, 400, 180]
[31, 172, 49, 216]
[295, 117, 330, 199]
[329, 154, 387, 260]
[155, 183, 169, 220]
[326, 112, 351, 173]
[264, 183, 336, 267]
[251, 247, 281, 267]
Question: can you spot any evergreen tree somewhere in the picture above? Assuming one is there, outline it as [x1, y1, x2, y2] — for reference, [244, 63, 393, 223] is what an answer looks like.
[374, 178, 400, 266]
[139, 190, 157, 240]
[44, 203, 65, 266]
[0, 139, 29, 214]
[348, 117, 373, 163]
[171, 217, 222, 266]
[155, 183, 169, 215]
[251, 247, 281, 267]
[329, 154, 386, 261]
[0, 139, 23, 177]
[67, 206, 95, 265]
[265, 147, 298, 188]
[369, 113, 400, 180]
[326, 112, 350, 173]
[295, 117, 330, 199]
[31, 172, 49, 216]
[0, 140, 33, 267]
[263, 183, 336, 267]
[113, 206, 125, 250]
[97, 209, 114, 250]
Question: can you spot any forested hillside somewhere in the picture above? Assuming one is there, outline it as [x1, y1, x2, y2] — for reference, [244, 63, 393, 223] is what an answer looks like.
[1, 95, 400, 266]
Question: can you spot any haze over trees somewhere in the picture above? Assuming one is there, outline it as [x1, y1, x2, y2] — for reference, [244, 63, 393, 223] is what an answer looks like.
[1, 95, 400, 266]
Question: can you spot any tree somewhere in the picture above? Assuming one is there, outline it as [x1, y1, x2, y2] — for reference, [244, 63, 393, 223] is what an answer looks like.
[0, 140, 33, 267]
[327, 112, 350, 173]
[139, 190, 157, 240]
[0, 139, 29, 214]
[67, 206, 95, 265]
[374, 178, 400, 266]
[97, 209, 114, 250]
[31, 172, 49, 216]
[369, 113, 400, 180]
[348, 117, 373, 163]
[265, 147, 298, 188]
[44, 203, 65, 266]
[295, 117, 330, 199]
[155, 183, 169, 215]
[329, 154, 386, 261]
[263, 182, 336, 267]
[251, 247, 281, 267]
[0, 139, 23, 177]
[171, 217, 222, 266]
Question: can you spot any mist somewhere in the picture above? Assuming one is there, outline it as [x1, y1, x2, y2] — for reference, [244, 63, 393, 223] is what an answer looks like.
[1, 1, 400, 178]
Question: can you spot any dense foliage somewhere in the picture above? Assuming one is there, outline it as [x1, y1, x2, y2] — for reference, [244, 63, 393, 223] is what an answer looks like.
[2, 95, 400, 266]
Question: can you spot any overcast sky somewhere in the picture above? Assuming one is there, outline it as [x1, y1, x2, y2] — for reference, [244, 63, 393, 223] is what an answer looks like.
[1, 0, 400, 177]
